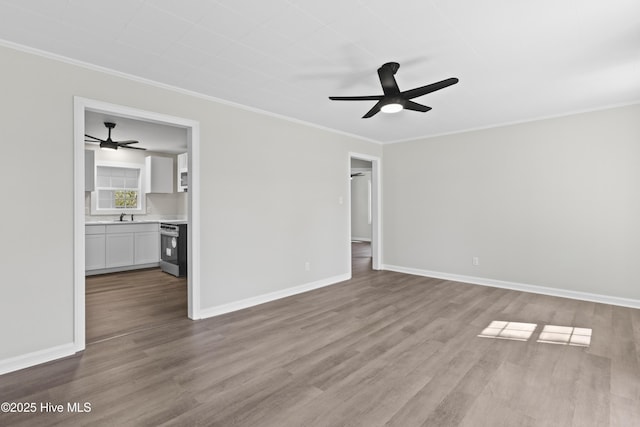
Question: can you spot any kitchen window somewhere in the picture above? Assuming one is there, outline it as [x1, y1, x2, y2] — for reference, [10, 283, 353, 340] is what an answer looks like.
[91, 163, 145, 214]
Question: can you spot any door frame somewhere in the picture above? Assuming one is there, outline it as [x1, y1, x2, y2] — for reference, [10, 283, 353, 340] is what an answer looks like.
[73, 97, 201, 352]
[348, 152, 382, 271]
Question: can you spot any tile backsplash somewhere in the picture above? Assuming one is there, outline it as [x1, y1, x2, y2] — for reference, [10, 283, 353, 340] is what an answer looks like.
[85, 192, 187, 222]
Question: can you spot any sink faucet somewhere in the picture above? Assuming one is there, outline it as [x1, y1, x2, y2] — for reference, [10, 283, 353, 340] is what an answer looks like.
[119, 213, 125, 222]
[131, 214, 134, 222]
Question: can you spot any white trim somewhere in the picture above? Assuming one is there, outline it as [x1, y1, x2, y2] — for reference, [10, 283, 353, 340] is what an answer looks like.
[74, 97, 202, 355]
[384, 101, 640, 145]
[0, 343, 76, 376]
[367, 177, 372, 226]
[349, 153, 382, 271]
[198, 274, 350, 319]
[187, 125, 201, 320]
[0, 38, 378, 146]
[1, 38, 637, 147]
[73, 99, 86, 351]
[382, 264, 640, 310]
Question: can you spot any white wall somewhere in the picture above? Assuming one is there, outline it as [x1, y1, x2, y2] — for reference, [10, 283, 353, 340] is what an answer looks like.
[0, 44, 380, 364]
[383, 104, 640, 302]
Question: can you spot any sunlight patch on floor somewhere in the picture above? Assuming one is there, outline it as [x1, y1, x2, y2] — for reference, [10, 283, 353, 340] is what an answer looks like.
[537, 325, 592, 347]
[478, 321, 537, 341]
[478, 321, 592, 347]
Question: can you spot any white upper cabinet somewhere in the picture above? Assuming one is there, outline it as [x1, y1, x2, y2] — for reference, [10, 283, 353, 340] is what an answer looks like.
[177, 152, 188, 193]
[144, 156, 173, 193]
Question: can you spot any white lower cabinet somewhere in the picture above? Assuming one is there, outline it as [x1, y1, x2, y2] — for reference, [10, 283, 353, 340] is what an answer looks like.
[86, 222, 159, 274]
[85, 226, 106, 270]
[106, 233, 135, 268]
[135, 231, 160, 265]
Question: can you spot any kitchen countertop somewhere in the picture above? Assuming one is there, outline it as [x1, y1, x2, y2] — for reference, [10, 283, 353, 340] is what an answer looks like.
[86, 219, 187, 225]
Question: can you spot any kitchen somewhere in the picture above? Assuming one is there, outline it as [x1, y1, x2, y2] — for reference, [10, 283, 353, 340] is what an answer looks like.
[84, 111, 190, 342]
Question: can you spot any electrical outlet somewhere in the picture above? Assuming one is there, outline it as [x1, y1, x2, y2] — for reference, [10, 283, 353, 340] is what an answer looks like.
[472, 257, 480, 266]
[305, 261, 310, 271]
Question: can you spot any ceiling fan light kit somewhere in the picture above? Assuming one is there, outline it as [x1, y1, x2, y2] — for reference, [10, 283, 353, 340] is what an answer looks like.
[380, 102, 403, 114]
[85, 122, 146, 150]
[329, 62, 458, 118]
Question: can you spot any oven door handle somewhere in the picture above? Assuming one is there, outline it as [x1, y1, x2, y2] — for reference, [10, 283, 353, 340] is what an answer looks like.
[161, 231, 179, 237]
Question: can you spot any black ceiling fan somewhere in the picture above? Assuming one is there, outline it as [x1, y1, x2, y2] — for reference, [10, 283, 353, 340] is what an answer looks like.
[85, 122, 146, 150]
[329, 62, 459, 118]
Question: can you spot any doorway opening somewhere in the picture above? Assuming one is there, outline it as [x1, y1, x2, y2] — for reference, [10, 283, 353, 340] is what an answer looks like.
[73, 97, 201, 352]
[85, 269, 188, 344]
[349, 153, 381, 276]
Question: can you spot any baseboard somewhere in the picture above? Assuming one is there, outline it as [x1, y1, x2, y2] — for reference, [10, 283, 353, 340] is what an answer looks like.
[382, 264, 640, 309]
[0, 343, 77, 376]
[85, 262, 160, 276]
[198, 273, 351, 319]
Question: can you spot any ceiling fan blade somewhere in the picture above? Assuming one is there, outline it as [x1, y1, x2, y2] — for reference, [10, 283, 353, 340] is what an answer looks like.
[401, 77, 459, 100]
[403, 100, 432, 113]
[120, 145, 146, 150]
[84, 134, 104, 142]
[329, 95, 384, 101]
[329, 62, 458, 119]
[116, 140, 140, 145]
[377, 62, 400, 96]
[363, 101, 384, 119]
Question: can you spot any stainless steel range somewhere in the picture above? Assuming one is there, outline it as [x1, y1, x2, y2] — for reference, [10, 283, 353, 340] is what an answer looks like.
[159, 222, 187, 277]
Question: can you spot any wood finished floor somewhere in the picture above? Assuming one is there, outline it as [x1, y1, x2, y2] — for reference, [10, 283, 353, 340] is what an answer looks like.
[1, 245, 639, 426]
[85, 268, 187, 344]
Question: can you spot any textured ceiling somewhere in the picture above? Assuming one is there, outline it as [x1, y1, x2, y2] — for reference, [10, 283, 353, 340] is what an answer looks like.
[1, 0, 639, 144]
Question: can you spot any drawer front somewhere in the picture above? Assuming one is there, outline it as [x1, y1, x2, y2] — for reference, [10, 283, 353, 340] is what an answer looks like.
[85, 225, 106, 235]
[133, 223, 159, 233]
[106, 223, 159, 233]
